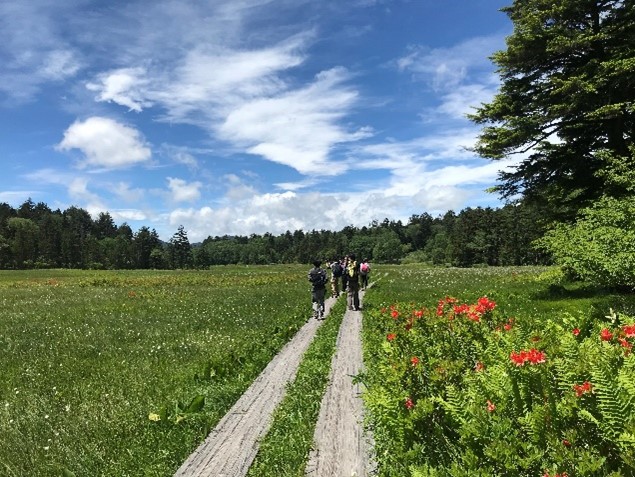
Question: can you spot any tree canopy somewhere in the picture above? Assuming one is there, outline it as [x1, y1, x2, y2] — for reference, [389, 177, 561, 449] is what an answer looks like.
[470, 0, 635, 219]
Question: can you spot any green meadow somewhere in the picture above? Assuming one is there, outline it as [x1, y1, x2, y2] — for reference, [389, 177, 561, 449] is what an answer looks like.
[0, 267, 309, 476]
[2, 265, 635, 476]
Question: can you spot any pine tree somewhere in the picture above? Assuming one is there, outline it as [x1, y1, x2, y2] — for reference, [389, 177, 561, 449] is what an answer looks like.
[470, 0, 635, 220]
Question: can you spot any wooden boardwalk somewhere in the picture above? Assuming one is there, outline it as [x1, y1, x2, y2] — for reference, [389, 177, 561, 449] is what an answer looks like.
[174, 290, 373, 477]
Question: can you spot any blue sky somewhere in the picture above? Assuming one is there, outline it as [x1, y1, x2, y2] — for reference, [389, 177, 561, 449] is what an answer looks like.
[0, 0, 516, 242]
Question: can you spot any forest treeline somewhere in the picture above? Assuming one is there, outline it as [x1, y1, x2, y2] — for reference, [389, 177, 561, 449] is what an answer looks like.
[0, 198, 550, 270]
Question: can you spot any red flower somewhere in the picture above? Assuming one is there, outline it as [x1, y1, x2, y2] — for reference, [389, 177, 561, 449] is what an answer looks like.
[527, 348, 547, 364]
[404, 397, 414, 410]
[386, 333, 396, 342]
[622, 324, 635, 337]
[600, 328, 613, 341]
[504, 323, 512, 331]
[619, 338, 632, 349]
[391, 310, 399, 319]
[414, 309, 424, 318]
[573, 381, 593, 397]
[410, 356, 420, 367]
[562, 439, 571, 447]
[510, 351, 526, 366]
[510, 348, 546, 366]
[486, 400, 496, 412]
[572, 328, 580, 336]
[474, 361, 485, 372]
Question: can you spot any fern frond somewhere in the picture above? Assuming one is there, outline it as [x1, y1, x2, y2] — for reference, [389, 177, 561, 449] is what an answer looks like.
[590, 356, 633, 440]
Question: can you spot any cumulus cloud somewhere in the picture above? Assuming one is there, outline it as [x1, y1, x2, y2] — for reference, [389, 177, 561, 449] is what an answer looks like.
[163, 184, 474, 242]
[167, 177, 202, 202]
[57, 117, 152, 169]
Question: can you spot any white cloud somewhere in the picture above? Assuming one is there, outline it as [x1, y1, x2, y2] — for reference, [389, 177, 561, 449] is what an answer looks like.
[398, 35, 504, 92]
[220, 67, 366, 175]
[57, 117, 152, 169]
[223, 174, 258, 201]
[163, 182, 487, 242]
[86, 67, 152, 112]
[85, 36, 366, 178]
[111, 209, 147, 221]
[112, 182, 145, 203]
[167, 177, 202, 202]
[41, 49, 81, 80]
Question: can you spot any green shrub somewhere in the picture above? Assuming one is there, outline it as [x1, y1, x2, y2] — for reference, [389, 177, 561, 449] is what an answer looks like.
[536, 196, 635, 290]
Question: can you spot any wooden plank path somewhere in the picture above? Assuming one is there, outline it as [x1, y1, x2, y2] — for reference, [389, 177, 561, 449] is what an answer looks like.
[304, 290, 374, 477]
[174, 296, 338, 477]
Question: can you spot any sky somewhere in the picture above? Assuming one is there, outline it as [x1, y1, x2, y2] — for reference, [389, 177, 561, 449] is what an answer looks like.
[0, 0, 517, 242]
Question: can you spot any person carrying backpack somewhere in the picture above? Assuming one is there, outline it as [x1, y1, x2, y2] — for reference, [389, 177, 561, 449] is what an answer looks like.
[359, 259, 371, 290]
[330, 258, 344, 298]
[346, 254, 361, 311]
[308, 260, 328, 320]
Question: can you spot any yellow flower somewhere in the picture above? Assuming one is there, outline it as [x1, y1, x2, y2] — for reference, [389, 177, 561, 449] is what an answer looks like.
[148, 413, 161, 422]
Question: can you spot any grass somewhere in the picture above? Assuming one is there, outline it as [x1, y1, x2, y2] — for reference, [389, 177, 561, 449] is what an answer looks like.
[5, 264, 633, 476]
[0, 266, 311, 477]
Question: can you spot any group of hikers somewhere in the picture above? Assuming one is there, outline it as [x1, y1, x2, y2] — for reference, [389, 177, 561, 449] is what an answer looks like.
[307, 254, 371, 320]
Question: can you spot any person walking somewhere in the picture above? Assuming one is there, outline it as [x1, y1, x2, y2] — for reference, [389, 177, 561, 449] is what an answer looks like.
[359, 258, 370, 290]
[308, 260, 328, 320]
[330, 258, 344, 297]
[346, 254, 360, 311]
[341, 256, 349, 294]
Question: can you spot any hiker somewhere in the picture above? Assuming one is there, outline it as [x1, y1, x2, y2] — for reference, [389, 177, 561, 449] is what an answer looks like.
[346, 254, 360, 311]
[341, 256, 349, 293]
[360, 258, 370, 290]
[308, 259, 328, 320]
[330, 258, 344, 297]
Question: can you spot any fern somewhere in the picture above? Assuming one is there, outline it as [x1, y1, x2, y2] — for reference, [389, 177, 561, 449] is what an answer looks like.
[589, 353, 633, 440]
[434, 385, 468, 426]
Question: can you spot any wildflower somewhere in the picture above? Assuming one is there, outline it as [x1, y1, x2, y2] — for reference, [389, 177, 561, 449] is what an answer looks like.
[510, 348, 546, 366]
[562, 439, 571, 447]
[572, 328, 580, 336]
[391, 310, 399, 319]
[386, 333, 396, 342]
[573, 381, 593, 397]
[474, 361, 485, 372]
[600, 328, 613, 341]
[622, 324, 635, 338]
[404, 397, 414, 410]
[527, 348, 547, 364]
[148, 413, 161, 422]
[413, 309, 424, 318]
[486, 400, 496, 412]
[504, 323, 512, 331]
[510, 351, 526, 366]
[410, 356, 420, 367]
[618, 338, 632, 349]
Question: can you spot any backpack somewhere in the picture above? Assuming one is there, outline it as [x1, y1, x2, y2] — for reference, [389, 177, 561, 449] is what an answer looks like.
[331, 262, 343, 277]
[360, 262, 370, 274]
[308, 268, 328, 288]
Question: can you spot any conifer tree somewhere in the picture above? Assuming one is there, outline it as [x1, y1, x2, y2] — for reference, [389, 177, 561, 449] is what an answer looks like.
[471, 0, 635, 220]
